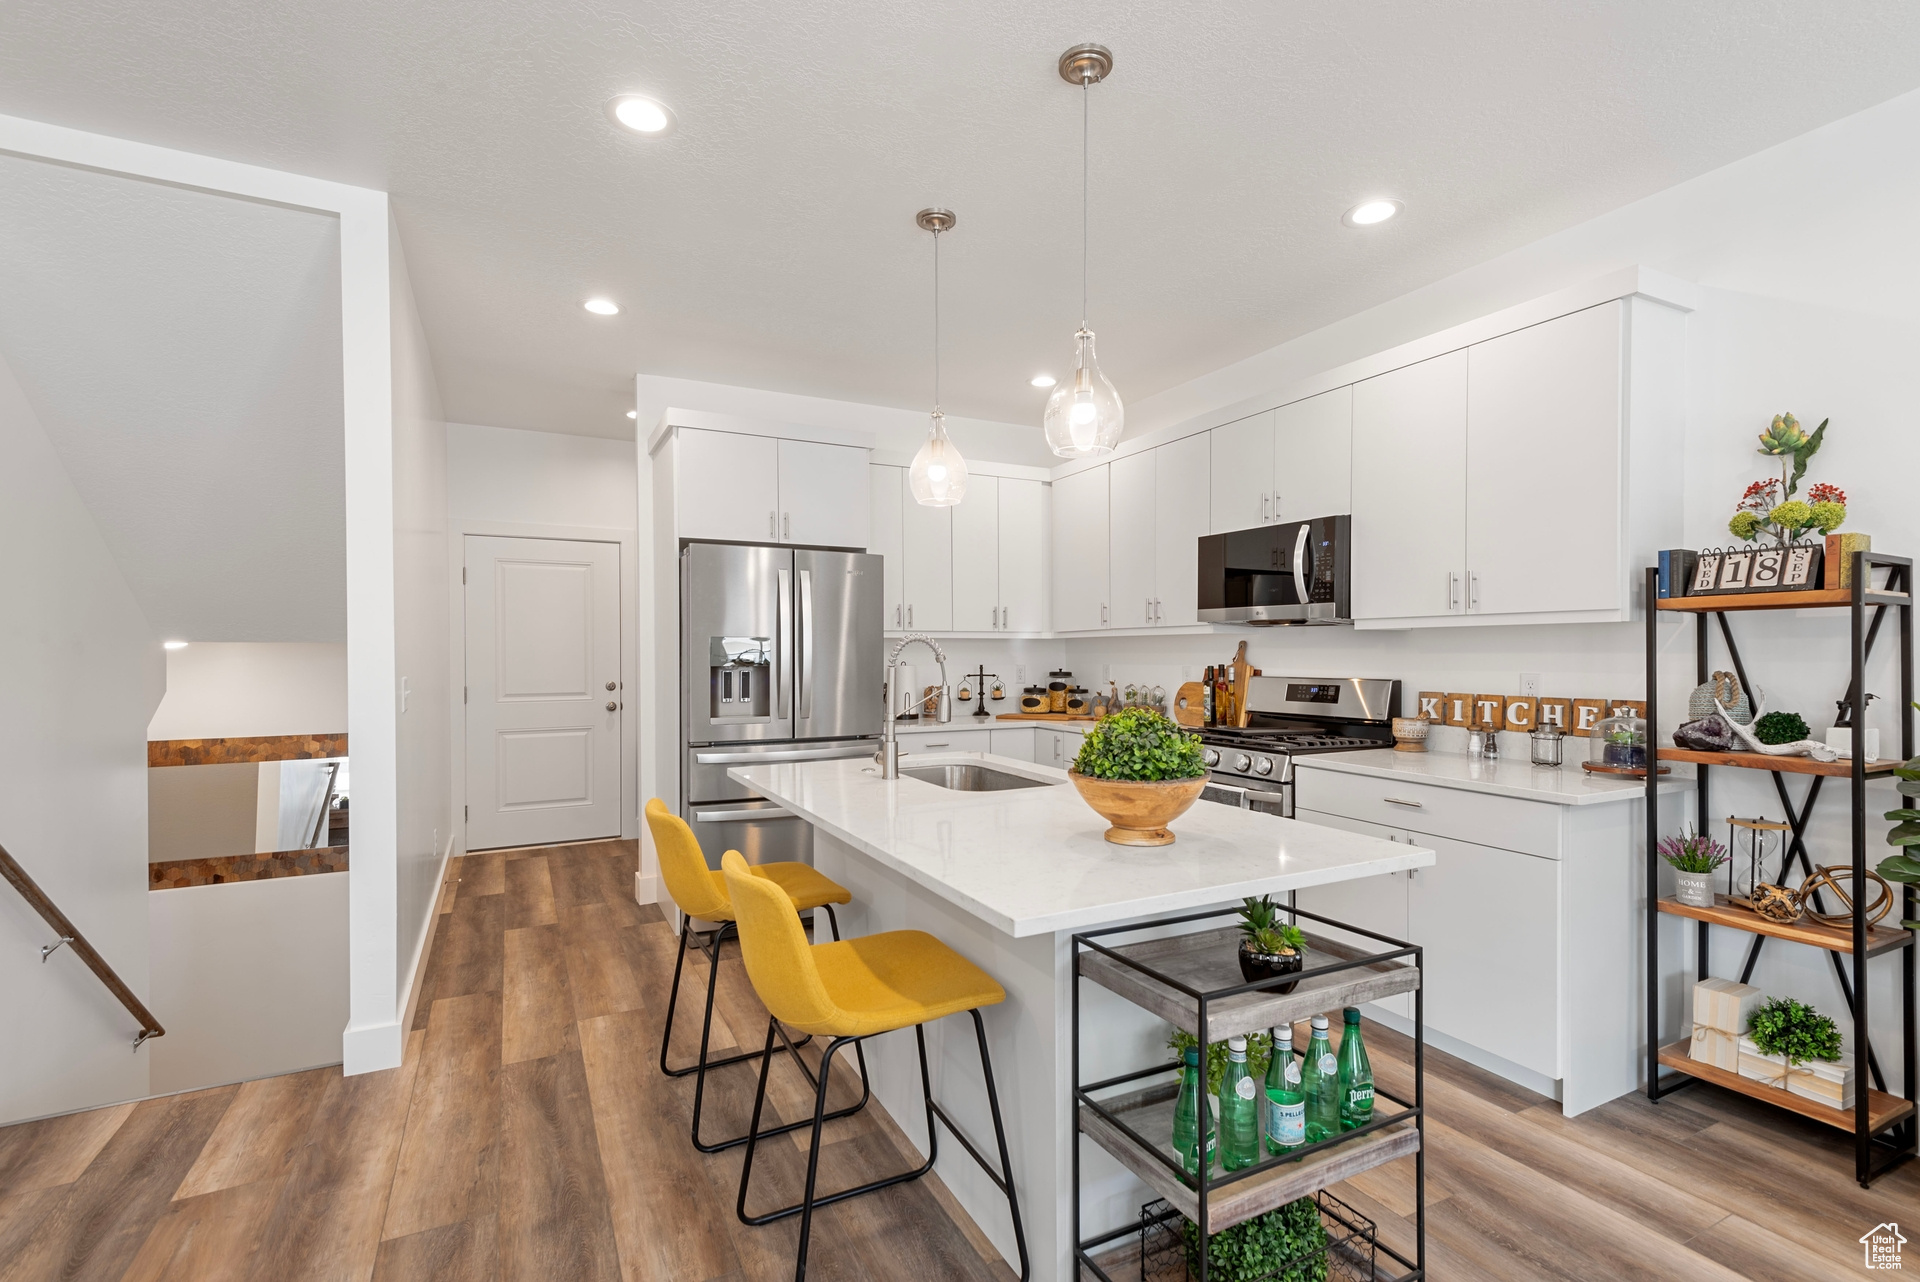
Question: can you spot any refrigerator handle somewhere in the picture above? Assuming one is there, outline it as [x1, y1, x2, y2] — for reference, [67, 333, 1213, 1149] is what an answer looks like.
[776, 567, 792, 720]
[797, 568, 814, 720]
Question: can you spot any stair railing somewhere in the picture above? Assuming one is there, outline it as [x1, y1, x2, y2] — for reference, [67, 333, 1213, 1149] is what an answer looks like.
[1, 841, 166, 1049]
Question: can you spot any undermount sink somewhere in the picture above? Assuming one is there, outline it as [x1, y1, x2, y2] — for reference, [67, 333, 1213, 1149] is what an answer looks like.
[900, 763, 1053, 792]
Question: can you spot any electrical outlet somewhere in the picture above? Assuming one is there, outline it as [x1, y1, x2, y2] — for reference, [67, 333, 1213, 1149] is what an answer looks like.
[1102, 664, 1113, 680]
[1015, 664, 1026, 685]
[1520, 673, 1541, 698]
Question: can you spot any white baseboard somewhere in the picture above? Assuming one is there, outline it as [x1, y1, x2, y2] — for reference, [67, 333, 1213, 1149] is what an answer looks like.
[341, 1019, 404, 1076]
[634, 872, 658, 905]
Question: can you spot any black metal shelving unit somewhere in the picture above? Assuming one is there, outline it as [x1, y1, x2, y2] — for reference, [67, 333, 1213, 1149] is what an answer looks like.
[1071, 903, 1426, 1281]
[1643, 552, 1919, 1187]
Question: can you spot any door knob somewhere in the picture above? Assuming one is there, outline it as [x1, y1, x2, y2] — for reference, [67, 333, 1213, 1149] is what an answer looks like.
[605, 701, 618, 712]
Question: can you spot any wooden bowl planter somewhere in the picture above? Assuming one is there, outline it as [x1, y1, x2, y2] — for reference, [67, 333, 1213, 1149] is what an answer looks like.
[1236, 940, 1304, 993]
[1067, 771, 1208, 847]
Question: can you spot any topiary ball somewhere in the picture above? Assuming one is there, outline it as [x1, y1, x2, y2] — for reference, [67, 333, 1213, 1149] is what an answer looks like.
[1754, 711, 1809, 745]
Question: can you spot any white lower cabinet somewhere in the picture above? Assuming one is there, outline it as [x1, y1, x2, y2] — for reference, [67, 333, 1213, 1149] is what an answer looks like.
[988, 727, 1036, 762]
[1035, 727, 1086, 767]
[1292, 810, 1414, 1020]
[906, 727, 991, 753]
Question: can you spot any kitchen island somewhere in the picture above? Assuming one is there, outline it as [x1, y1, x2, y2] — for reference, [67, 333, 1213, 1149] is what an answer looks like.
[729, 751, 1434, 1282]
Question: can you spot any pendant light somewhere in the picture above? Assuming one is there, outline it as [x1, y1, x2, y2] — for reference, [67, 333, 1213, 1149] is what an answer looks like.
[1044, 43, 1123, 458]
[909, 207, 968, 506]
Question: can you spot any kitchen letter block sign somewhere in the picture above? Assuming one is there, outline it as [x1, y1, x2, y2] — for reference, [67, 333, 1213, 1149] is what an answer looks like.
[1473, 696, 1505, 730]
[1444, 694, 1474, 727]
[1416, 692, 1445, 721]
[1570, 699, 1607, 737]
[1504, 696, 1538, 731]
[1537, 698, 1571, 731]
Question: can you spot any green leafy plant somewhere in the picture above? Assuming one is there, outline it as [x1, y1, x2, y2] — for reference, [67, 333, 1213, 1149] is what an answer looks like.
[1181, 1196, 1329, 1282]
[1238, 894, 1307, 957]
[1729, 414, 1840, 546]
[1168, 1029, 1272, 1096]
[1753, 711, 1809, 745]
[1071, 706, 1207, 781]
[1658, 828, 1729, 874]
[1877, 702, 1920, 930]
[1747, 996, 1843, 1066]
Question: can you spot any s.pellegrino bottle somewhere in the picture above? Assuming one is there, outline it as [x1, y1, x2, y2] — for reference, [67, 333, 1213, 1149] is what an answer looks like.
[1263, 1024, 1304, 1155]
[1301, 1014, 1341, 1144]
[1218, 1036, 1260, 1170]
[1172, 1045, 1214, 1177]
[1338, 1007, 1375, 1131]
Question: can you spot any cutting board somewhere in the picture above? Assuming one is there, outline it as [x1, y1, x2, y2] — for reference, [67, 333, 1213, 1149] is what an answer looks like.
[1172, 682, 1207, 727]
[1230, 640, 1253, 728]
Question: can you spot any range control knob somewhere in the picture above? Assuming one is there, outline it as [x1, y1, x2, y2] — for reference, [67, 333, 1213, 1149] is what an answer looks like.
[1253, 756, 1274, 776]
[1202, 748, 1220, 768]
[1232, 753, 1253, 774]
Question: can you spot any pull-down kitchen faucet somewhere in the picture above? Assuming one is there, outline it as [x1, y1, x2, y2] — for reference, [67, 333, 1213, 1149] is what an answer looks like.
[878, 634, 949, 779]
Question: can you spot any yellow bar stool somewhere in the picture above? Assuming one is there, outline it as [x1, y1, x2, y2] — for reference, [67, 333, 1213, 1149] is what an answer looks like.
[720, 849, 1028, 1282]
[645, 799, 869, 1154]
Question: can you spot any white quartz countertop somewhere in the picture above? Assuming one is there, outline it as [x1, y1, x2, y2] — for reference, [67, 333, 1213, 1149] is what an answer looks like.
[1292, 748, 1693, 806]
[728, 753, 1433, 938]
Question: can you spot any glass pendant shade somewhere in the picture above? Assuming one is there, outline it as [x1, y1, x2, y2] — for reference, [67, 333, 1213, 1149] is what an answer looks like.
[1043, 328, 1123, 457]
[909, 411, 968, 506]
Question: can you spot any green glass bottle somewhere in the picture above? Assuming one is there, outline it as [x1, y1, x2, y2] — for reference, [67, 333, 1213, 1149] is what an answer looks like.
[1301, 1014, 1341, 1144]
[1218, 1036, 1260, 1170]
[1338, 1007, 1375, 1131]
[1172, 1045, 1214, 1176]
[1263, 1024, 1304, 1155]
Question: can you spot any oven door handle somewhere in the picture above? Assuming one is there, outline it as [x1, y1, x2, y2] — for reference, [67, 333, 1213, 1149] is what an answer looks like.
[688, 803, 802, 824]
[1204, 781, 1251, 808]
[1291, 522, 1311, 605]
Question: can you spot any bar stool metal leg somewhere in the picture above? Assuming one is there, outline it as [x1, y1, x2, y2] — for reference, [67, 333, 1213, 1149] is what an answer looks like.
[660, 907, 844, 1081]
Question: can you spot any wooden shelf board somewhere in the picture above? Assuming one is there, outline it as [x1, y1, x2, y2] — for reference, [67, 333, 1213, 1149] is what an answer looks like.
[1656, 896, 1913, 957]
[1657, 588, 1910, 613]
[1077, 926, 1419, 1043]
[1656, 747, 1898, 777]
[1657, 1041, 1915, 1134]
[1079, 1082, 1420, 1231]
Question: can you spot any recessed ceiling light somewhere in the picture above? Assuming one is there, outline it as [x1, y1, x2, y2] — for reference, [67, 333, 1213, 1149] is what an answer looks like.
[163, 640, 189, 650]
[1342, 199, 1403, 228]
[626, 410, 638, 419]
[1030, 374, 1057, 388]
[607, 95, 676, 136]
[584, 298, 620, 316]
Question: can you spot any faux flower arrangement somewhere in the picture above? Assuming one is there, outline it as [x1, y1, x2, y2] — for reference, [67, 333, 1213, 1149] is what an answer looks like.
[1727, 414, 1844, 546]
[1657, 828, 1729, 875]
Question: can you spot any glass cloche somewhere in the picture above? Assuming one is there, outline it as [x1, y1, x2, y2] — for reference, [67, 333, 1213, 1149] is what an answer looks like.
[1591, 710, 1650, 772]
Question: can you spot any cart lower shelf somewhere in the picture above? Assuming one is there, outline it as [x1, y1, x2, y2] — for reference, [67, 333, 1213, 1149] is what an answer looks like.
[1656, 1040, 1915, 1133]
[1079, 1082, 1420, 1232]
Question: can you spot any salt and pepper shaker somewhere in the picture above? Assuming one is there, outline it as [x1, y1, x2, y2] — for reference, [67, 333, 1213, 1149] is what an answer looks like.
[1481, 716, 1500, 761]
[1465, 723, 1486, 757]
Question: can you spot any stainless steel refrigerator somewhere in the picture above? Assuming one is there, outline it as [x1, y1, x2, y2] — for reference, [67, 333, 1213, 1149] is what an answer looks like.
[679, 542, 884, 869]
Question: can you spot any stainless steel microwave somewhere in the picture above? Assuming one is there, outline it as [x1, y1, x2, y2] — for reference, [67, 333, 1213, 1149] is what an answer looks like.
[1196, 515, 1352, 625]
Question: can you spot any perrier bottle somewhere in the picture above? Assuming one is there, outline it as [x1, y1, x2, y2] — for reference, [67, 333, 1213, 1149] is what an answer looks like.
[1337, 1006, 1375, 1131]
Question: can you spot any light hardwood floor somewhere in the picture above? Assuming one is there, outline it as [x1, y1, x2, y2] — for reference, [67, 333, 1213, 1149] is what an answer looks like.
[0, 839, 1911, 1280]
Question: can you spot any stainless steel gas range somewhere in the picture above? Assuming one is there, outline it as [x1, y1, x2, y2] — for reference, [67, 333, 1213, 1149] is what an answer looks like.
[1197, 676, 1399, 818]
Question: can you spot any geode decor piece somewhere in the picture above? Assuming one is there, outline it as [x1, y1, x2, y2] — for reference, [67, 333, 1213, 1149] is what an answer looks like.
[1673, 715, 1736, 752]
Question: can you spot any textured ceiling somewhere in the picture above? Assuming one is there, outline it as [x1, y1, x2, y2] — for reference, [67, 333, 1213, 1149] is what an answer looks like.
[0, 154, 345, 642]
[3, 2, 1920, 442]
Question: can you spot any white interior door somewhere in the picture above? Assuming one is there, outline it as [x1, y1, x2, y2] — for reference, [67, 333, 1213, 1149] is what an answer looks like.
[465, 535, 622, 850]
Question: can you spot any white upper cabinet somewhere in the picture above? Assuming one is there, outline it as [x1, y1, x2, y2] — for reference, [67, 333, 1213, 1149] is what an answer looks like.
[1209, 410, 1275, 532]
[1107, 451, 1158, 628]
[900, 485, 953, 632]
[869, 465, 905, 630]
[950, 478, 1000, 632]
[676, 428, 782, 543]
[1153, 433, 1210, 627]
[1351, 351, 1469, 623]
[1052, 465, 1109, 631]
[1273, 386, 1352, 523]
[1465, 303, 1623, 618]
[997, 479, 1046, 633]
[777, 439, 870, 548]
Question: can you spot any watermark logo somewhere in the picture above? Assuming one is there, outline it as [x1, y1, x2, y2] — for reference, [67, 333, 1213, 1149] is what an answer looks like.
[1861, 1222, 1906, 1270]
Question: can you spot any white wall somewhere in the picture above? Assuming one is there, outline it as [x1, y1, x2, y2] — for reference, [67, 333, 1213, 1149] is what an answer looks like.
[147, 872, 349, 1093]
[146, 642, 347, 740]
[388, 225, 451, 1034]
[0, 351, 163, 1124]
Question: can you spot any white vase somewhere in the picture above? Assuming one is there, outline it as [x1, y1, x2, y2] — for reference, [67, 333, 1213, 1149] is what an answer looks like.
[1674, 869, 1715, 908]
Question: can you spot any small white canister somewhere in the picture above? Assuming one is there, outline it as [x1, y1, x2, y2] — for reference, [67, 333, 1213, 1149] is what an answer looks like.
[1825, 726, 1881, 762]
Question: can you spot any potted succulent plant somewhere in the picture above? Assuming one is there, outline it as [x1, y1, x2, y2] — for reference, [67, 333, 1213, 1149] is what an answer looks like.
[1236, 895, 1308, 990]
[1877, 702, 1920, 931]
[1067, 707, 1209, 846]
[1659, 828, 1729, 908]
